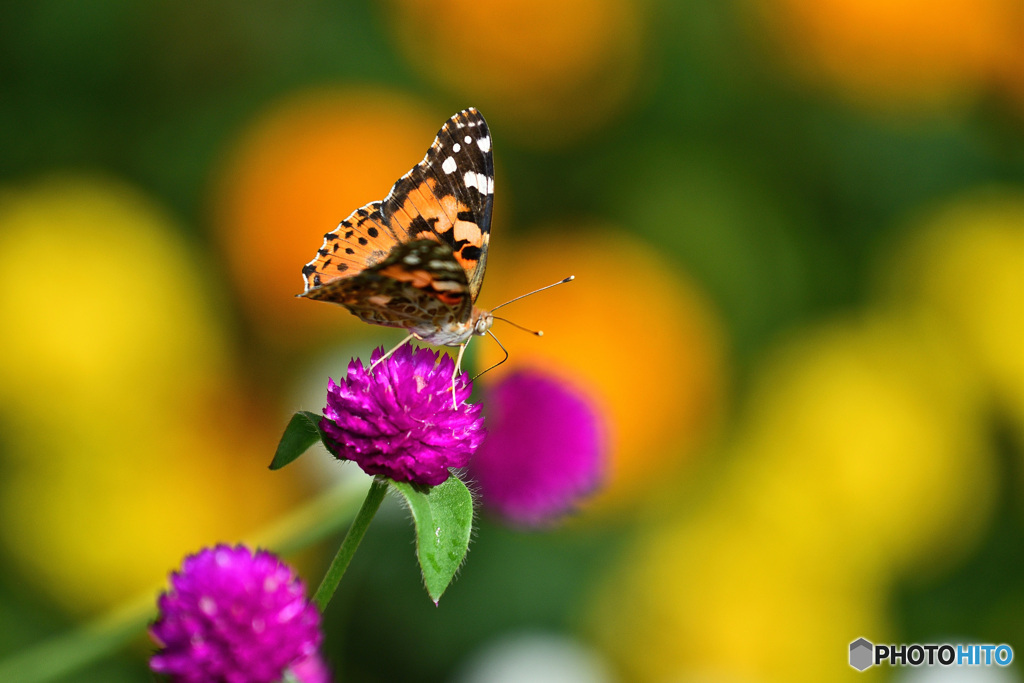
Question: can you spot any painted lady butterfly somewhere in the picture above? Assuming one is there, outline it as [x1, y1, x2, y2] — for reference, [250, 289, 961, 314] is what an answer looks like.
[300, 108, 572, 401]
[299, 108, 497, 377]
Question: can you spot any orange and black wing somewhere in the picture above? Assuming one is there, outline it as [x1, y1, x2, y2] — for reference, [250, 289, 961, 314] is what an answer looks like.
[299, 108, 493, 325]
[302, 239, 472, 330]
[379, 107, 493, 302]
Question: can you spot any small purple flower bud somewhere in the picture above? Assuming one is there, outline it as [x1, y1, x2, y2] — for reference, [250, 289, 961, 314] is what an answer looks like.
[470, 370, 606, 526]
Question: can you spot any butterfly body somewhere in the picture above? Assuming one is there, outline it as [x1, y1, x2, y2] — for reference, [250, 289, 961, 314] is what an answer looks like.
[413, 308, 493, 346]
[299, 108, 495, 349]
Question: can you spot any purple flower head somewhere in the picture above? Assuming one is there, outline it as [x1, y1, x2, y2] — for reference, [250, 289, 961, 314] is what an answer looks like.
[321, 345, 486, 486]
[469, 370, 606, 526]
[149, 545, 325, 683]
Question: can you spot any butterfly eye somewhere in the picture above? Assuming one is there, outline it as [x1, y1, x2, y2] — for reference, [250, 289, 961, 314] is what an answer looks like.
[474, 312, 493, 335]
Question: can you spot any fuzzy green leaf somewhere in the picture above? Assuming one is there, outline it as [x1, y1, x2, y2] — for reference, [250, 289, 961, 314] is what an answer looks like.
[270, 411, 324, 470]
[390, 475, 474, 604]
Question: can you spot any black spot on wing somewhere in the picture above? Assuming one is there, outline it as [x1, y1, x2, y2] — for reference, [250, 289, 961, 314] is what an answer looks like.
[460, 245, 482, 261]
[408, 215, 439, 236]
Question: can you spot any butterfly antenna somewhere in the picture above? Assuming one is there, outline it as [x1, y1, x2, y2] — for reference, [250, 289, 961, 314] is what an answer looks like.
[493, 316, 543, 336]
[490, 275, 575, 312]
[472, 330, 510, 381]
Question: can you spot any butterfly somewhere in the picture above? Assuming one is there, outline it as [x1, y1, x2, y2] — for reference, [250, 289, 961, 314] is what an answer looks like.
[299, 108, 500, 395]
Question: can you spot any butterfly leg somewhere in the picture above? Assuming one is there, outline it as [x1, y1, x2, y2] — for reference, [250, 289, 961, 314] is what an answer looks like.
[368, 333, 416, 374]
[451, 342, 468, 409]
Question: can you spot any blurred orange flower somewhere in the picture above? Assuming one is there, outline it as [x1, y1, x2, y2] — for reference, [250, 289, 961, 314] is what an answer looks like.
[475, 226, 727, 512]
[386, 0, 646, 144]
[211, 88, 446, 347]
[751, 0, 1021, 110]
[999, 38, 1024, 117]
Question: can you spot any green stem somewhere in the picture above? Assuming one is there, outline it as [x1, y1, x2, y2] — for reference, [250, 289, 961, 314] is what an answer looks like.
[313, 477, 389, 611]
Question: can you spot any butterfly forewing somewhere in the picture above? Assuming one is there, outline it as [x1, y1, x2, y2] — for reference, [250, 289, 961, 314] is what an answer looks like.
[380, 108, 493, 302]
[299, 108, 493, 340]
[300, 201, 397, 290]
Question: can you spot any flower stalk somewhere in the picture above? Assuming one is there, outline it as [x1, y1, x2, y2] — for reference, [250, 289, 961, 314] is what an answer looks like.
[313, 477, 389, 611]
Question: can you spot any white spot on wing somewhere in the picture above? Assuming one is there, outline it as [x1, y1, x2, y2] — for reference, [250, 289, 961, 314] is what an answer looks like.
[442, 156, 457, 174]
[463, 171, 494, 195]
[428, 259, 460, 271]
[452, 143, 461, 153]
[477, 135, 491, 153]
[432, 280, 463, 292]
[464, 135, 471, 143]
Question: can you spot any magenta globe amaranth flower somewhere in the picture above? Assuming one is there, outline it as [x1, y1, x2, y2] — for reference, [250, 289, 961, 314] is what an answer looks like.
[470, 370, 606, 526]
[149, 545, 326, 683]
[321, 345, 486, 486]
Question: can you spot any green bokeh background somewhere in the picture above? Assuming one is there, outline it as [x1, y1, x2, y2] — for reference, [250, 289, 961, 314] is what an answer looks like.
[1, 1, 1023, 681]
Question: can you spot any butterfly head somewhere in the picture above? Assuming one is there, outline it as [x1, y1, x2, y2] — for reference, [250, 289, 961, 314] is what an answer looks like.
[471, 308, 494, 337]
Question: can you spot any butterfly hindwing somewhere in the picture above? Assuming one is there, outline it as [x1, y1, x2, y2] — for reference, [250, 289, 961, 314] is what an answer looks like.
[302, 240, 472, 329]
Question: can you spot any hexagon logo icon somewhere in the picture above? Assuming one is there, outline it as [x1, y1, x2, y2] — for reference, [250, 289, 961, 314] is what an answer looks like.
[850, 638, 874, 671]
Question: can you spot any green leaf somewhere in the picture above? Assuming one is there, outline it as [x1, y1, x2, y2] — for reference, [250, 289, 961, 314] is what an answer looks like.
[270, 411, 324, 470]
[390, 475, 474, 603]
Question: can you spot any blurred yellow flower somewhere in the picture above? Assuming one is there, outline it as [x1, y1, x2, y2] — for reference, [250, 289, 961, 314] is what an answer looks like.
[475, 226, 727, 513]
[1, 392, 303, 613]
[0, 177, 304, 613]
[386, 0, 646, 144]
[0, 176, 224, 420]
[740, 314, 994, 577]
[883, 191, 1024, 436]
[751, 0, 1020, 110]
[211, 88, 443, 347]
[588, 311, 990, 681]
[590, 490, 889, 682]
